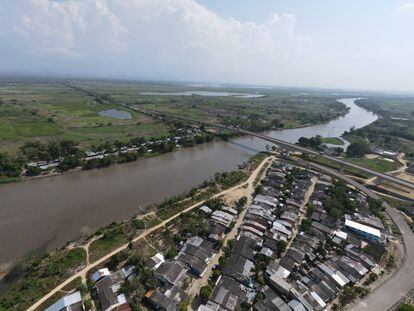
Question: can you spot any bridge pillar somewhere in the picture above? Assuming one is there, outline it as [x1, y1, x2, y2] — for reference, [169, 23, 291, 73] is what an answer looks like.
[375, 177, 382, 186]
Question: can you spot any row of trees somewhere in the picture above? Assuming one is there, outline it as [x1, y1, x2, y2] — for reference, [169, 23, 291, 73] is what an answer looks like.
[0, 131, 218, 178]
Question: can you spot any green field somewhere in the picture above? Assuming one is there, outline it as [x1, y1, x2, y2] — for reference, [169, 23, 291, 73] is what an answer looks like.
[347, 157, 401, 173]
[76, 80, 348, 132]
[0, 81, 171, 153]
[322, 137, 344, 145]
[0, 78, 350, 155]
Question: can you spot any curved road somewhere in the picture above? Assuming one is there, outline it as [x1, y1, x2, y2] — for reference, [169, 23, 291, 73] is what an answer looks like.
[300, 160, 414, 310]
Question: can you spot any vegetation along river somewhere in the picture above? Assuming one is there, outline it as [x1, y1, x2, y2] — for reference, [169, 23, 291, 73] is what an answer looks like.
[0, 98, 377, 265]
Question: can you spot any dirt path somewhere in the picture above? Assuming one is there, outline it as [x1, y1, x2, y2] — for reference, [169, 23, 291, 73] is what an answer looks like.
[186, 157, 274, 304]
[27, 156, 273, 311]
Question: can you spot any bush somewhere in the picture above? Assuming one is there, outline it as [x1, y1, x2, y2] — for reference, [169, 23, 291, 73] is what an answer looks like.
[200, 284, 213, 300]
[398, 304, 414, 311]
[346, 140, 370, 157]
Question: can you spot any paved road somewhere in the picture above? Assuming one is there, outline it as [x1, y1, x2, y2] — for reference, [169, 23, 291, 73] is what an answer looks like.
[132, 107, 414, 191]
[300, 160, 414, 311]
[67, 84, 414, 191]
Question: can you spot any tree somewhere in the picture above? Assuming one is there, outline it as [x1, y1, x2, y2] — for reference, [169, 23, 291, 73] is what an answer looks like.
[398, 304, 414, 311]
[199, 284, 213, 300]
[346, 140, 370, 157]
[276, 240, 287, 257]
[165, 247, 177, 260]
[300, 219, 312, 232]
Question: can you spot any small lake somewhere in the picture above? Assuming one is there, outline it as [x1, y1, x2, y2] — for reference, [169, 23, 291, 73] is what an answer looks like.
[140, 91, 264, 98]
[99, 109, 132, 119]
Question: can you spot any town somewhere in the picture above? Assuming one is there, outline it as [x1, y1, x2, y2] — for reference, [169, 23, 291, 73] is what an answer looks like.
[41, 156, 395, 311]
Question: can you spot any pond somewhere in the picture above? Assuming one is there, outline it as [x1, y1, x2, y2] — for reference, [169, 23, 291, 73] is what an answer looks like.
[99, 109, 132, 119]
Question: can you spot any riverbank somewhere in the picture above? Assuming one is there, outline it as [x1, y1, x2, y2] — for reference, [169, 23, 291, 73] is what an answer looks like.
[0, 98, 378, 268]
[0, 153, 271, 309]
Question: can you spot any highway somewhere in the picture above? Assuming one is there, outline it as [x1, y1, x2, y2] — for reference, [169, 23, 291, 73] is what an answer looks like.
[66, 83, 414, 191]
[134, 107, 414, 191]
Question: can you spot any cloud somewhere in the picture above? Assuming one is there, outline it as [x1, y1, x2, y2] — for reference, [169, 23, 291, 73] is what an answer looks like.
[394, 3, 414, 14]
[0, 0, 318, 86]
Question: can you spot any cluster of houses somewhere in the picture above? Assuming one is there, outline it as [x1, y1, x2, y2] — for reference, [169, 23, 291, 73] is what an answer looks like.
[197, 162, 316, 311]
[257, 175, 388, 311]
[25, 126, 204, 173]
[45, 266, 135, 311]
[43, 160, 391, 311]
[146, 235, 217, 310]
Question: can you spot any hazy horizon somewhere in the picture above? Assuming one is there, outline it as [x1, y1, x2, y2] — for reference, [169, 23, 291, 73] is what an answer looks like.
[1, 0, 414, 92]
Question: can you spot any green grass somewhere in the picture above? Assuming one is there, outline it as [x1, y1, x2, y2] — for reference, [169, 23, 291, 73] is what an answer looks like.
[89, 225, 126, 262]
[0, 176, 23, 184]
[306, 155, 372, 179]
[0, 248, 86, 311]
[61, 122, 171, 148]
[322, 137, 344, 145]
[347, 157, 401, 173]
[0, 82, 171, 154]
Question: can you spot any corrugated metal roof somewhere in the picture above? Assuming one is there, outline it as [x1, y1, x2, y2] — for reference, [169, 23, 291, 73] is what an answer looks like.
[345, 219, 381, 238]
[45, 291, 82, 311]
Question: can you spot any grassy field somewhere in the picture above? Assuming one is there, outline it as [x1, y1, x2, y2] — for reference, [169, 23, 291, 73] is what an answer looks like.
[76, 80, 348, 131]
[0, 248, 86, 311]
[0, 80, 171, 153]
[322, 137, 344, 145]
[306, 155, 372, 179]
[0, 78, 349, 154]
[347, 157, 402, 173]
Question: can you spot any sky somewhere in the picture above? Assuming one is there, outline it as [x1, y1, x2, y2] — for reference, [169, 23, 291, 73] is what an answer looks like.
[1, 0, 414, 92]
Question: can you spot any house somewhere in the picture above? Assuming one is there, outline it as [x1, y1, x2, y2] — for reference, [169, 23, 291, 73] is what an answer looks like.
[92, 268, 110, 283]
[318, 263, 350, 289]
[254, 286, 290, 311]
[177, 252, 208, 278]
[211, 210, 235, 227]
[253, 195, 278, 208]
[209, 276, 255, 310]
[268, 274, 293, 296]
[197, 301, 222, 311]
[146, 284, 188, 311]
[45, 291, 83, 311]
[200, 205, 213, 215]
[288, 299, 307, 311]
[222, 254, 255, 286]
[311, 221, 333, 235]
[231, 236, 257, 261]
[147, 253, 165, 270]
[221, 206, 238, 216]
[95, 271, 130, 311]
[155, 261, 187, 286]
[280, 211, 299, 226]
[345, 219, 381, 242]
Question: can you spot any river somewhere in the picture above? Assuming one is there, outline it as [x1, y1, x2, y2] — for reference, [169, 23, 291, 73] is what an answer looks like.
[0, 98, 377, 265]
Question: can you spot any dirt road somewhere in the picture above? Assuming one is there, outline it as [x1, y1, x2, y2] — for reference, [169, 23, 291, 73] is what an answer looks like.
[27, 156, 273, 311]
